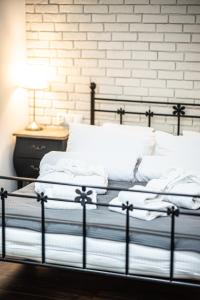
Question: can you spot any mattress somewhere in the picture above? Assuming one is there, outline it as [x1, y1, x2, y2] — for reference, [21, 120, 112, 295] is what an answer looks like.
[0, 181, 200, 280]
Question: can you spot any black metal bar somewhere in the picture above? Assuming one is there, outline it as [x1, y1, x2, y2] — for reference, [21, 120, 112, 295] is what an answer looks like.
[122, 202, 133, 275]
[82, 189, 87, 269]
[0, 188, 7, 258]
[168, 207, 179, 282]
[37, 193, 47, 264]
[117, 108, 125, 124]
[94, 96, 200, 107]
[90, 82, 96, 125]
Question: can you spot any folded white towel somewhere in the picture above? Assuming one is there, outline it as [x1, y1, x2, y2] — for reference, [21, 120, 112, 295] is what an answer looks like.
[109, 197, 173, 221]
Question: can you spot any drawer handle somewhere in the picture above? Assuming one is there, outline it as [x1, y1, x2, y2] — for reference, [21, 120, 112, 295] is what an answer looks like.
[31, 144, 46, 151]
[30, 165, 39, 172]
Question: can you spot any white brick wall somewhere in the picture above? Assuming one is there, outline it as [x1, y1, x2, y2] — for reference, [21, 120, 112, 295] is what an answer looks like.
[26, 0, 200, 133]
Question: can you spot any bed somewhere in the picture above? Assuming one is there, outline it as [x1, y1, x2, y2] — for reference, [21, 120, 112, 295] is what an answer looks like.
[1, 82, 200, 289]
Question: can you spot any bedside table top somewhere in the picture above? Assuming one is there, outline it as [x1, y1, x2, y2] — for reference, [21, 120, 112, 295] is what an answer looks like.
[13, 127, 69, 140]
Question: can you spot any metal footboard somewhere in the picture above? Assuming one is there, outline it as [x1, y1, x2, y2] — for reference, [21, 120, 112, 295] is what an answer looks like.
[0, 175, 200, 289]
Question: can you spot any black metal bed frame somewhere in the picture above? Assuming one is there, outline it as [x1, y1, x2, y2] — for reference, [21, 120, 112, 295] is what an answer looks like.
[0, 82, 200, 290]
[90, 82, 200, 135]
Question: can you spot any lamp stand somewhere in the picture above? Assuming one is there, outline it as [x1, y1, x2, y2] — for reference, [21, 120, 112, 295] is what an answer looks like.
[26, 89, 42, 131]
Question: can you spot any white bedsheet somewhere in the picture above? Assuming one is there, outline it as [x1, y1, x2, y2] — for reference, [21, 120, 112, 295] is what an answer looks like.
[1, 227, 200, 280]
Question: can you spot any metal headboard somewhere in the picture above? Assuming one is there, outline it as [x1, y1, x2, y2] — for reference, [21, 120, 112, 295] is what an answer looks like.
[90, 82, 200, 135]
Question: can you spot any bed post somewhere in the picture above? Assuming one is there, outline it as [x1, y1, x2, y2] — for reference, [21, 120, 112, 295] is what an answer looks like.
[90, 82, 96, 125]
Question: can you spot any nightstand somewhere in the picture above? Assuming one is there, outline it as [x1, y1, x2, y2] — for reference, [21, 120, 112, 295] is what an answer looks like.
[13, 127, 69, 188]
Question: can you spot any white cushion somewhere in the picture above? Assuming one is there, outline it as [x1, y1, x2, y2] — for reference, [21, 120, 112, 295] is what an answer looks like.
[183, 130, 200, 137]
[103, 123, 154, 134]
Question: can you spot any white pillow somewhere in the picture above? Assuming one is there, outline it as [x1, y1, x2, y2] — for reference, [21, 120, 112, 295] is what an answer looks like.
[103, 123, 154, 134]
[68, 123, 155, 156]
[136, 155, 200, 182]
[155, 130, 200, 156]
[183, 130, 200, 137]
[41, 151, 138, 181]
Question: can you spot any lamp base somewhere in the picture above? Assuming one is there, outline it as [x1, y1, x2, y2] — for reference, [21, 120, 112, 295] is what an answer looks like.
[26, 121, 43, 131]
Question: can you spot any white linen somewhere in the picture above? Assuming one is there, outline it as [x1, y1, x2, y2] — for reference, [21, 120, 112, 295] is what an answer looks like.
[110, 169, 200, 219]
[2, 227, 200, 280]
[67, 123, 155, 156]
[154, 130, 200, 156]
[35, 158, 108, 209]
[136, 155, 200, 182]
[102, 123, 154, 133]
[183, 130, 200, 137]
[40, 151, 139, 181]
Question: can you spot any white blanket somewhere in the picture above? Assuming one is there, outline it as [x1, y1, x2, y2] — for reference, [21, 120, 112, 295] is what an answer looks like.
[35, 158, 108, 209]
[110, 169, 200, 220]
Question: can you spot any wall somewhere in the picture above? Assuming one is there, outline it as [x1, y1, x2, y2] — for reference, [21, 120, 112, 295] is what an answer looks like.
[0, 0, 28, 191]
[26, 0, 200, 132]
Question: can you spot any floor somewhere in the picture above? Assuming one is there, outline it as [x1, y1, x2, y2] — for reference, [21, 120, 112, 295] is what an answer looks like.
[0, 262, 199, 300]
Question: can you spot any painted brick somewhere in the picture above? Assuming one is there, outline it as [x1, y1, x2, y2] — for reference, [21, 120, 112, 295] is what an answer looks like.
[115, 78, 140, 87]
[84, 5, 108, 13]
[59, 5, 83, 13]
[192, 35, 200, 42]
[31, 23, 54, 31]
[38, 32, 62, 40]
[50, 41, 73, 49]
[63, 32, 87, 40]
[177, 43, 200, 52]
[26, 13, 42, 22]
[107, 51, 131, 59]
[177, 62, 200, 71]
[135, 5, 160, 14]
[68, 14, 91, 22]
[149, 88, 174, 97]
[151, 61, 175, 70]
[43, 14, 66, 22]
[105, 24, 129, 32]
[55, 24, 78, 31]
[75, 59, 98, 67]
[99, 59, 123, 68]
[124, 42, 149, 50]
[161, 5, 187, 14]
[27, 0, 48, 3]
[167, 80, 193, 89]
[141, 79, 166, 88]
[157, 24, 182, 32]
[188, 6, 200, 14]
[79, 23, 103, 31]
[175, 89, 200, 99]
[82, 50, 105, 58]
[82, 68, 106, 76]
[57, 50, 81, 58]
[130, 24, 156, 32]
[112, 33, 137, 41]
[124, 60, 149, 69]
[125, 0, 149, 3]
[35, 5, 58, 13]
[158, 52, 183, 61]
[185, 53, 200, 62]
[151, 0, 176, 3]
[27, 40, 49, 49]
[132, 51, 157, 60]
[158, 71, 183, 79]
[165, 33, 190, 42]
[117, 14, 141, 23]
[169, 15, 195, 24]
[50, 0, 73, 3]
[87, 32, 111, 41]
[107, 69, 131, 77]
[139, 33, 164, 42]
[132, 70, 157, 79]
[143, 14, 168, 23]
[74, 41, 97, 49]
[92, 14, 115, 22]
[124, 87, 148, 96]
[184, 25, 200, 33]
[109, 5, 133, 13]
[150, 43, 175, 51]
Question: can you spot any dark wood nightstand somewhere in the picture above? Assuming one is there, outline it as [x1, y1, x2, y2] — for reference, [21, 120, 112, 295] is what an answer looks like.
[13, 127, 69, 188]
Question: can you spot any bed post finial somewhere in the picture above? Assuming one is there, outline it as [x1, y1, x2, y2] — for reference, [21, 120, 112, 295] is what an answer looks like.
[90, 82, 96, 125]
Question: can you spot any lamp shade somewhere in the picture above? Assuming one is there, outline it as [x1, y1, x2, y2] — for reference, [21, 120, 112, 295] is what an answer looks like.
[21, 65, 48, 90]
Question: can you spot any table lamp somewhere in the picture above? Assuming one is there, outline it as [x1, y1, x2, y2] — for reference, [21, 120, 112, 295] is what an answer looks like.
[23, 65, 49, 131]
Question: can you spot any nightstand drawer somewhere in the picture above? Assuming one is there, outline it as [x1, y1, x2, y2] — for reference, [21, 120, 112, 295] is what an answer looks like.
[14, 158, 40, 178]
[15, 137, 67, 159]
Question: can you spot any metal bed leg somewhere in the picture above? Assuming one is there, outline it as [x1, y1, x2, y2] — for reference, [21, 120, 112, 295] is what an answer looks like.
[168, 206, 179, 282]
[0, 188, 7, 259]
[37, 193, 48, 264]
[122, 202, 133, 275]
